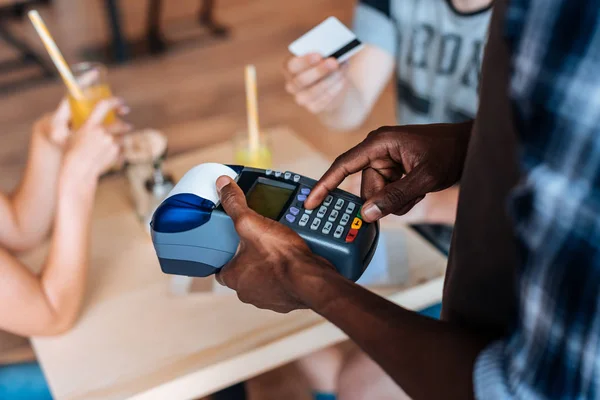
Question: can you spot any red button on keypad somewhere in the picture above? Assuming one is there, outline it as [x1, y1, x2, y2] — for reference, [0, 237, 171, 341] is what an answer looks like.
[345, 229, 359, 243]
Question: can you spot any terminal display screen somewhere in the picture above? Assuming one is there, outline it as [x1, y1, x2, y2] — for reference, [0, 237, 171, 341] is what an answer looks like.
[246, 178, 294, 220]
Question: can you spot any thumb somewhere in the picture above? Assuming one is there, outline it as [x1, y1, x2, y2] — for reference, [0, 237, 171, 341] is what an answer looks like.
[361, 164, 434, 223]
[216, 176, 249, 222]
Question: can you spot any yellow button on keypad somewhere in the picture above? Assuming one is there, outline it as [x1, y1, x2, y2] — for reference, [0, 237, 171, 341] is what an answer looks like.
[351, 218, 362, 230]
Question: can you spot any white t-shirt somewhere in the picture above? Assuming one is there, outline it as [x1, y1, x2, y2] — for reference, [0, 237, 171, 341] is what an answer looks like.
[354, 0, 492, 125]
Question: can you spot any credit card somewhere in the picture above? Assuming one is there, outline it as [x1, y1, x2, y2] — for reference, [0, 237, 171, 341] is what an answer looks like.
[289, 17, 364, 63]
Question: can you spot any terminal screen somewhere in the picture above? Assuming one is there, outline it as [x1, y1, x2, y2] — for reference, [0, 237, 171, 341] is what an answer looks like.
[246, 179, 294, 220]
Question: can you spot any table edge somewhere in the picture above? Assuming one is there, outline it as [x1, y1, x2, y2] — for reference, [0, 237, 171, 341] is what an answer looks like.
[129, 277, 444, 400]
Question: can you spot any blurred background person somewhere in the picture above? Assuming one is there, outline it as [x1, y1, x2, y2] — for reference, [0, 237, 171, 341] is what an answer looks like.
[0, 99, 128, 400]
[284, 0, 493, 399]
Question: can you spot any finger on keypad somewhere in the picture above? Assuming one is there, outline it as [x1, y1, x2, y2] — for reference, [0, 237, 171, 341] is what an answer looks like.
[305, 143, 373, 209]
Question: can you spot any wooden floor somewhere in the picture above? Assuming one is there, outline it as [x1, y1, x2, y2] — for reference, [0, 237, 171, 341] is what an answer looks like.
[0, 0, 396, 398]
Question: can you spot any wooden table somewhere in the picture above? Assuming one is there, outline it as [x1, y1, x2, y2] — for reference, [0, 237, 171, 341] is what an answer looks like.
[27, 127, 447, 400]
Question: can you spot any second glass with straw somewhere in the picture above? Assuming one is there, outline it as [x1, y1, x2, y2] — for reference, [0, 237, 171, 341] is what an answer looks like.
[234, 65, 273, 169]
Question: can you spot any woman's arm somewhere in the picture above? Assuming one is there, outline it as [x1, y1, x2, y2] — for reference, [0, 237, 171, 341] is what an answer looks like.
[0, 99, 124, 336]
[0, 175, 96, 336]
[0, 104, 71, 252]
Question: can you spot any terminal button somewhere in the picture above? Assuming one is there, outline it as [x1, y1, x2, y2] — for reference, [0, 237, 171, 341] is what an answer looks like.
[299, 214, 310, 227]
[304, 209, 313, 215]
[289, 207, 300, 216]
[274, 171, 282, 178]
[301, 188, 311, 195]
[345, 203, 356, 214]
[351, 218, 363, 230]
[311, 218, 322, 230]
[334, 225, 344, 239]
[334, 198, 345, 210]
[340, 213, 351, 226]
[317, 206, 328, 219]
[285, 214, 296, 223]
[297, 194, 307, 202]
[293, 175, 301, 183]
[323, 195, 333, 206]
[266, 169, 273, 176]
[329, 210, 339, 222]
[284, 172, 292, 180]
[322, 222, 333, 235]
[345, 229, 359, 243]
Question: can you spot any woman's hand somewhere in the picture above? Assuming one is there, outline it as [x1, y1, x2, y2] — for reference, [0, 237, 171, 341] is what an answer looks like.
[62, 98, 131, 184]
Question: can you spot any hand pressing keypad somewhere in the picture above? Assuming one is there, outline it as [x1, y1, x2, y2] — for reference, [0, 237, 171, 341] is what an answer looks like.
[285, 186, 363, 243]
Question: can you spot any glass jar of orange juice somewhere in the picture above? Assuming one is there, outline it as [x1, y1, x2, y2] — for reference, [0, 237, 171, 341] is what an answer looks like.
[68, 62, 116, 130]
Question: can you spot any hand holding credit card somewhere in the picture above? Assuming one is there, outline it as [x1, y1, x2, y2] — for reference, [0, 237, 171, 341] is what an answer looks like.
[288, 17, 364, 63]
[285, 17, 364, 114]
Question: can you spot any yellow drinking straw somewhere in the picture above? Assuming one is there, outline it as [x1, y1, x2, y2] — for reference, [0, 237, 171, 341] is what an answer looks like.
[244, 65, 261, 153]
[28, 10, 84, 100]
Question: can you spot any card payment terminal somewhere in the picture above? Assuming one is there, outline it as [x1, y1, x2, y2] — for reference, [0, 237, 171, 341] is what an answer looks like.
[150, 163, 379, 282]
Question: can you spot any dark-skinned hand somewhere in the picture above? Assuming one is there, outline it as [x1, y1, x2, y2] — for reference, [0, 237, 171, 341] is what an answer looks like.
[305, 122, 471, 222]
[215, 176, 335, 313]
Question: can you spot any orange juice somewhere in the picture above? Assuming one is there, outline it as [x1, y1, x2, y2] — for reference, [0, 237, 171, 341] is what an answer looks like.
[235, 145, 273, 170]
[68, 84, 116, 129]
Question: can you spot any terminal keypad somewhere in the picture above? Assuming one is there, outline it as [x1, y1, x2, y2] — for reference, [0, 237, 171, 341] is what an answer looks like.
[284, 183, 363, 243]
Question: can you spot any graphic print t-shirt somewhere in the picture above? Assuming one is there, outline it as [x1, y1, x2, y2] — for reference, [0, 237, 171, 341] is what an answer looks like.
[354, 0, 492, 124]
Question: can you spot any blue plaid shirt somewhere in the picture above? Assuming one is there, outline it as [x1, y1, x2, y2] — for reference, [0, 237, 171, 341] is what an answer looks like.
[474, 0, 600, 398]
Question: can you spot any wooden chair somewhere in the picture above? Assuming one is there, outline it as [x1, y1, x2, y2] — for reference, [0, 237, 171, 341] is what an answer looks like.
[146, 0, 228, 54]
[0, 0, 54, 93]
[95, 0, 228, 64]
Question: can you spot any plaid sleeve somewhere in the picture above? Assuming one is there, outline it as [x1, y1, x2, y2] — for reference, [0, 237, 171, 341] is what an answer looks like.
[353, 0, 397, 56]
[474, 0, 600, 399]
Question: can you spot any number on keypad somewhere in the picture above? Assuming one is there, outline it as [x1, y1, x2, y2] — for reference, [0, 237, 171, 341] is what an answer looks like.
[317, 206, 328, 219]
[340, 213, 351, 226]
[284, 184, 362, 242]
[345, 202, 356, 214]
[329, 210, 339, 222]
[299, 214, 310, 227]
[311, 218, 322, 230]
